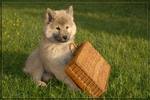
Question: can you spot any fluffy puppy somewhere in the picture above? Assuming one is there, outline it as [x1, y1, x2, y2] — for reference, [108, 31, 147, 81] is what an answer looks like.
[23, 6, 78, 90]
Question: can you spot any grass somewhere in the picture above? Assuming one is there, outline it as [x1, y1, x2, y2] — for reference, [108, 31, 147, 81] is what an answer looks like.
[2, 1, 150, 99]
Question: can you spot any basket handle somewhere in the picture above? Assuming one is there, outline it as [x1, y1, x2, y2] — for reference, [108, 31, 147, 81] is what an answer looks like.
[69, 42, 78, 54]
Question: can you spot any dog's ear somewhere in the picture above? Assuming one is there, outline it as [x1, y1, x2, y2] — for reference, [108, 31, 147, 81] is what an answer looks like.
[45, 8, 55, 24]
[66, 5, 73, 16]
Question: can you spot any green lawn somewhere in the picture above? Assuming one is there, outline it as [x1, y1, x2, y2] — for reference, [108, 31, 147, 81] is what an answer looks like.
[2, 1, 150, 98]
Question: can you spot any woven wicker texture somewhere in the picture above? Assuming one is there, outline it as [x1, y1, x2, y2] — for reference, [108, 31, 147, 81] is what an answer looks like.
[65, 41, 111, 97]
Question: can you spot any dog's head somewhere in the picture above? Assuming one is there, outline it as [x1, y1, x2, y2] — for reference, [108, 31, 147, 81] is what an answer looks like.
[44, 6, 76, 43]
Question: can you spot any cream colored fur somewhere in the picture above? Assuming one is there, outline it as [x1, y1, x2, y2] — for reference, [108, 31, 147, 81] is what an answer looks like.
[23, 6, 78, 90]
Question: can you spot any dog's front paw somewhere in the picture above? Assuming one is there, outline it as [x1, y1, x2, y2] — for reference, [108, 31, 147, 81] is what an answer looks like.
[37, 81, 47, 87]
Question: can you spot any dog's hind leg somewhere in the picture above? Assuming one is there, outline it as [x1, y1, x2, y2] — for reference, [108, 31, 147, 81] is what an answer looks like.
[23, 48, 47, 87]
[42, 71, 54, 82]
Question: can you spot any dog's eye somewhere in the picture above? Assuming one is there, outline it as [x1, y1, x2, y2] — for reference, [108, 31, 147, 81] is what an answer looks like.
[66, 26, 69, 29]
[56, 26, 60, 30]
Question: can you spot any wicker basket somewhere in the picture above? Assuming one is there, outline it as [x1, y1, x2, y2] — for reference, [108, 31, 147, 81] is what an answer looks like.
[65, 41, 111, 97]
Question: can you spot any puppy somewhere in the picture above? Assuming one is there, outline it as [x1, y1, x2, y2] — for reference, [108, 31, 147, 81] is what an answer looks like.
[23, 6, 78, 90]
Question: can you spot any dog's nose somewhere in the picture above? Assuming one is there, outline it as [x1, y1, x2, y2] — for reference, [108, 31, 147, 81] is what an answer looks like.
[62, 35, 68, 40]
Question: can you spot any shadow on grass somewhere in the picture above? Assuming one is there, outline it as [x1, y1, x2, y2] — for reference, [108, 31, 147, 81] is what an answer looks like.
[2, 51, 27, 78]
[75, 11, 148, 40]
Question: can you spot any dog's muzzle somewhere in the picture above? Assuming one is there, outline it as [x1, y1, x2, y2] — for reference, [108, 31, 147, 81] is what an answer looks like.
[54, 33, 70, 42]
